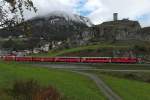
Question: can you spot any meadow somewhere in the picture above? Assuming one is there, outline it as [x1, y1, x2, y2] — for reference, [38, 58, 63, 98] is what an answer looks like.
[0, 61, 105, 100]
[89, 70, 150, 100]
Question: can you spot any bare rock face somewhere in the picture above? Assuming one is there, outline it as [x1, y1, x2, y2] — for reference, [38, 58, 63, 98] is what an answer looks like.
[65, 19, 146, 48]
[92, 19, 141, 41]
[139, 27, 150, 41]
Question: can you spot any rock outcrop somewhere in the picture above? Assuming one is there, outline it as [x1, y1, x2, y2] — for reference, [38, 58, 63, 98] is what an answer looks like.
[90, 19, 141, 41]
[139, 27, 150, 41]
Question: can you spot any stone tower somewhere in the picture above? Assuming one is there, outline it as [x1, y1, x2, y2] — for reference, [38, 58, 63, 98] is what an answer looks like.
[113, 13, 118, 21]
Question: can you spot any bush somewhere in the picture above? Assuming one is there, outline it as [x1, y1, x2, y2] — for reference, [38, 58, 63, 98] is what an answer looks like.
[134, 45, 148, 52]
[33, 87, 61, 100]
[7, 79, 62, 100]
[0, 90, 13, 100]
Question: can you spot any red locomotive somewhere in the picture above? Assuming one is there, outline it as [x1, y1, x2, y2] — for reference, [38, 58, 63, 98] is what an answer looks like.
[1, 56, 142, 63]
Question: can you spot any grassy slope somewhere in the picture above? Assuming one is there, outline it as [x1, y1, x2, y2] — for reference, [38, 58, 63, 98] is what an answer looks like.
[0, 62, 105, 100]
[31, 43, 131, 57]
[98, 74, 150, 100]
[31, 40, 150, 57]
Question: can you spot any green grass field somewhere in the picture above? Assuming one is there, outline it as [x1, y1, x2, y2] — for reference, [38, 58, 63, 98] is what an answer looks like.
[89, 71, 150, 100]
[0, 62, 105, 100]
[101, 75, 150, 100]
[88, 63, 150, 70]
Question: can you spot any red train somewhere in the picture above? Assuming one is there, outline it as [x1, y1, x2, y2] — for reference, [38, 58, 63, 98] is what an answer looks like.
[1, 56, 142, 63]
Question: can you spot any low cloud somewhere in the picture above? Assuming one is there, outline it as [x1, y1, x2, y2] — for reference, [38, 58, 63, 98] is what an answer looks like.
[24, 0, 150, 27]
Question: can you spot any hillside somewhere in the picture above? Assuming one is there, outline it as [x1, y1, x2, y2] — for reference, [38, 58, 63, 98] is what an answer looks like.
[31, 41, 150, 58]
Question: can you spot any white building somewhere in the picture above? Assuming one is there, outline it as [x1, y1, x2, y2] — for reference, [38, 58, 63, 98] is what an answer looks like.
[41, 43, 50, 52]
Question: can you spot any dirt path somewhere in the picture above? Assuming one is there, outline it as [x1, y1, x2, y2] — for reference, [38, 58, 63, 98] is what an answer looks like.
[73, 71, 122, 100]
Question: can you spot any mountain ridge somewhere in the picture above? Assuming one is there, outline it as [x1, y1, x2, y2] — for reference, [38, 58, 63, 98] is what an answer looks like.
[29, 11, 93, 27]
[0, 11, 92, 41]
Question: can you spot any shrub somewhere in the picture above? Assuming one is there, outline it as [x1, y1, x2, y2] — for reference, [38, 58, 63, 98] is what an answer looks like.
[0, 90, 13, 100]
[134, 45, 147, 52]
[7, 79, 62, 100]
[33, 87, 61, 100]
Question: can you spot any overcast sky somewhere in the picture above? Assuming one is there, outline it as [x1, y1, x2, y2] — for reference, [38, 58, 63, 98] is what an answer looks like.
[25, 0, 150, 27]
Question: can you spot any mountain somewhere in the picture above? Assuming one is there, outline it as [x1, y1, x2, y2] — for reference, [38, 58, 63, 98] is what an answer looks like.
[0, 11, 93, 41]
[33, 11, 93, 27]
[1, 11, 150, 50]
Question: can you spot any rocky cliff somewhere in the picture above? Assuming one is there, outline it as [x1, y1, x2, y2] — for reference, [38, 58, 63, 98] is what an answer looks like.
[139, 27, 150, 41]
[91, 19, 141, 41]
